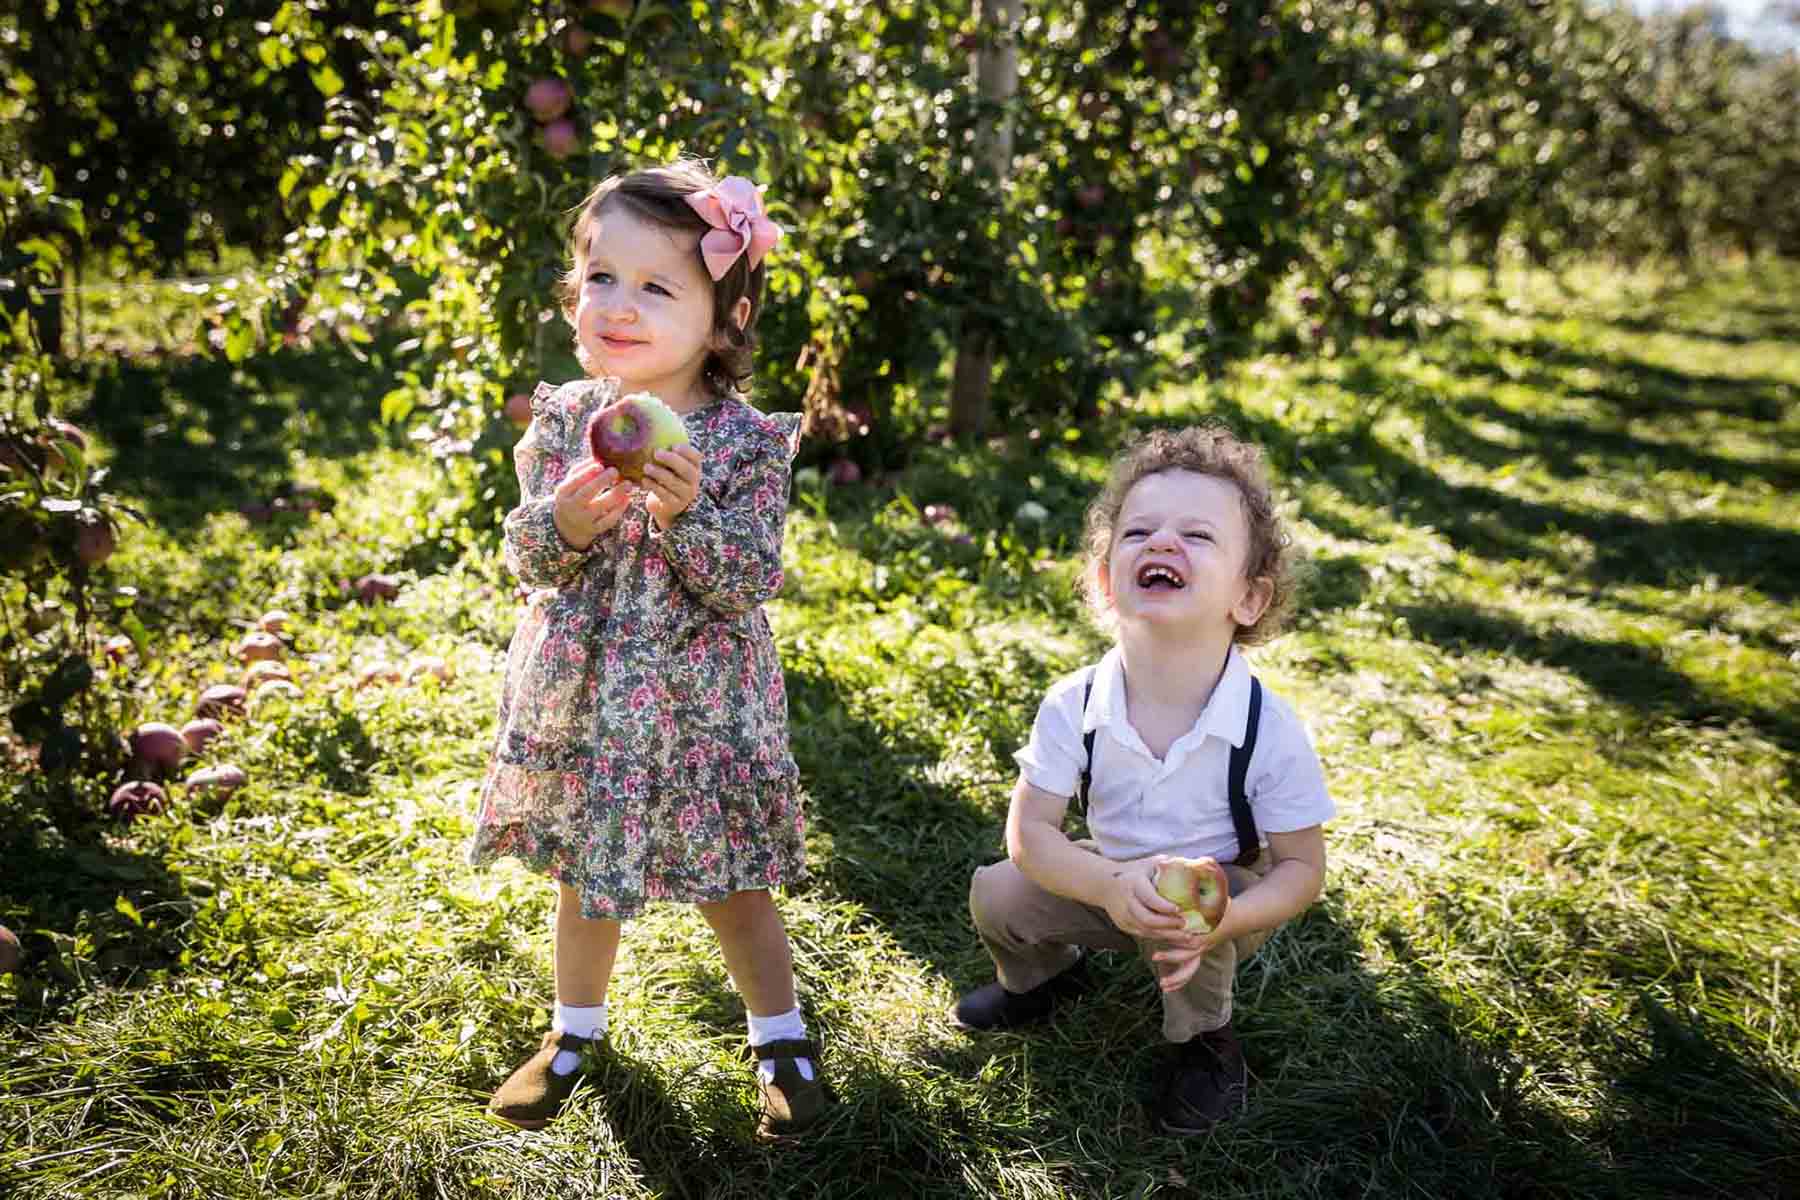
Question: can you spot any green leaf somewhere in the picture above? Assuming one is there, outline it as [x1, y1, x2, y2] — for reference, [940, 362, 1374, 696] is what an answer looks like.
[17, 238, 62, 269]
[310, 65, 345, 99]
[115, 895, 144, 926]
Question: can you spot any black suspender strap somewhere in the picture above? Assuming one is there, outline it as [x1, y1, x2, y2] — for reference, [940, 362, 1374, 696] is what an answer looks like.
[1227, 677, 1263, 866]
[1074, 669, 1263, 864]
[1075, 670, 1098, 815]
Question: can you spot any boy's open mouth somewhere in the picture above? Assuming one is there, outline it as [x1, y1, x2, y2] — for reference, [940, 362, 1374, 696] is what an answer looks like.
[1136, 563, 1185, 590]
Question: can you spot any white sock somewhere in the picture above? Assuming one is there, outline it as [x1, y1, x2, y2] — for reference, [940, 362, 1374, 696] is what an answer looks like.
[747, 1006, 814, 1084]
[551, 1001, 606, 1075]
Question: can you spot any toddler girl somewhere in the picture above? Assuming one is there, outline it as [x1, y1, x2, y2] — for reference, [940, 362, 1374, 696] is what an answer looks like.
[470, 159, 826, 1138]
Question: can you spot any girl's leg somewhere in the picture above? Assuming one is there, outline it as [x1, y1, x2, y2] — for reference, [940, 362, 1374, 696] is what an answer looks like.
[555, 882, 622, 1005]
[700, 889, 830, 1138]
[487, 884, 622, 1128]
[696, 888, 795, 1016]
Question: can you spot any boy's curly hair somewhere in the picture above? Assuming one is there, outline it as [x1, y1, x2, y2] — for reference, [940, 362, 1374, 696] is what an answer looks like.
[559, 157, 766, 397]
[1079, 424, 1298, 646]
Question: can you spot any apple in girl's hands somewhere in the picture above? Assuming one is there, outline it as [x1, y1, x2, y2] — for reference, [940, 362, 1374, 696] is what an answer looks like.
[586, 393, 690, 481]
[1153, 856, 1230, 934]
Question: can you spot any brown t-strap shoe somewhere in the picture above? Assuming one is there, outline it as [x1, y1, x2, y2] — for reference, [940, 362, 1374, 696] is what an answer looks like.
[488, 1030, 597, 1129]
[751, 1036, 831, 1140]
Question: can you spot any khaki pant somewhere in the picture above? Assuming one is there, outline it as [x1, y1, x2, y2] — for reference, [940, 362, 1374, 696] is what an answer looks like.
[968, 847, 1272, 1043]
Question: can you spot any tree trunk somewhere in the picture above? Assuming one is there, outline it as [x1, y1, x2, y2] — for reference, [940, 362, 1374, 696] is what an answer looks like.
[948, 0, 1017, 439]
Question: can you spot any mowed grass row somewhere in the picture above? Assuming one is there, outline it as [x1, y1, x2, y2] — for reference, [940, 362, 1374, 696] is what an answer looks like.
[2, 263, 1796, 1199]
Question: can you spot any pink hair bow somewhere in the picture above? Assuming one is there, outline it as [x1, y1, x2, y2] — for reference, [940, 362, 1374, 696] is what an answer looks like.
[684, 177, 783, 281]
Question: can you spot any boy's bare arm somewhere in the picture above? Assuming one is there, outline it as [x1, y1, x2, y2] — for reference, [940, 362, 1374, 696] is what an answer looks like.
[1005, 777, 1189, 942]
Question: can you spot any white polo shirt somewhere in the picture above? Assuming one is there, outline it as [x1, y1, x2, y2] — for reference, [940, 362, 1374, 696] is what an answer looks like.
[1013, 646, 1333, 864]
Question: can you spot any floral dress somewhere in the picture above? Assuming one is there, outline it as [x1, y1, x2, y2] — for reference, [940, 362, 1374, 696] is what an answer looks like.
[468, 377, 807, 919]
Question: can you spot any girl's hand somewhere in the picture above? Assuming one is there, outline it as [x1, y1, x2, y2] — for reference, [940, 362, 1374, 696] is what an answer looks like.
[1102, 857, 1190, 943]
[553, 459, 634, 549]
[643, 445, 703, 531]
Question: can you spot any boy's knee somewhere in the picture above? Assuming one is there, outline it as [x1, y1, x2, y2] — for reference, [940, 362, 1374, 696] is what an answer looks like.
[968, 860, 1027, 931]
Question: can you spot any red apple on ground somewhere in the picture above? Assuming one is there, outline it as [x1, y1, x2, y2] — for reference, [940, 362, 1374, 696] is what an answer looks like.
[128, 722, 186, 779]
[196, 684, 248, 720]
[247, 679, 303, 711]
[524, 78, 573, 122]
[541, 118, 580, 159]
[0, 924, 19, 975]
[356, 661, 404, 690]
[109, 780, 168, 821]
[180, 718, 224, 755]
[235, 631, 284, 664]
[586, 393, 689, 481]
[505, 392, 534, 427]
[1153, 856, 1230, 933]
[354, 574, 400, 604]
[185, 764, 247, 798]
[406, 655, 455, 684]
[242, 660, 293, 691]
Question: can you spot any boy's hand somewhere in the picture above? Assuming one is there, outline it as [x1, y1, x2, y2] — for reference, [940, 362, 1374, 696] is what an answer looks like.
[1102, 858, 1191, 943]
[643, 445, 703, 531]
[1149, 914, 1235, 992]
[553, 459, 634, 549]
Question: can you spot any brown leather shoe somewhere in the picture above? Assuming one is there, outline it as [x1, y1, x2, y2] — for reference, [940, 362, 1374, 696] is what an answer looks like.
[487, 1030, 597, 1129]
[752, 1036, 831, 1140]
[1159, 1022, 1248, 1134]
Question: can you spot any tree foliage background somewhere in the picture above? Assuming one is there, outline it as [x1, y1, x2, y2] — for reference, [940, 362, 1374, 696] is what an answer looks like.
[7, 0, 1795, 443]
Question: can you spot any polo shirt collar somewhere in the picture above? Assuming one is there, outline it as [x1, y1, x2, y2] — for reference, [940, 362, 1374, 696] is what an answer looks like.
[1083, 645, 1253, 747]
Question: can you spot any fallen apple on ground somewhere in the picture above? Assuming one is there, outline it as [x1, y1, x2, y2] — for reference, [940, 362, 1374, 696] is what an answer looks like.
[235, 631, 284, 663]
[109, 780, 168, 821]
[586, 393, 689, 482]
[196, 684, 248, 720]
[242, 660, 293, 691]
[186, 764, 247, 798]
[354, 574, 400, 605]
[1153, 856, 1230, 934]
[180, 718, 224, 754]
[128, 722, 186, 779]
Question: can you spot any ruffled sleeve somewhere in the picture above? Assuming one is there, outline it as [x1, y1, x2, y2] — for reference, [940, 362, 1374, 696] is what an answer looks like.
[502, 380, 602, 589]
[655, 407, 801, 616]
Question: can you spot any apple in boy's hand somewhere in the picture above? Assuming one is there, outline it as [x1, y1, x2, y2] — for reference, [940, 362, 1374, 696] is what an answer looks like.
[586, 393, 689, 482]
[1153, 856, 1230, 934]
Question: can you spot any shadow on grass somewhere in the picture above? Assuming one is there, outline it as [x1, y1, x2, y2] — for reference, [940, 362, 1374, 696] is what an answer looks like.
[73, 339, 405, 535]
[1449, 335, 1794, 427]
[1394, 600, 1800, 758]
[1374, 919, 1800, 1199]
[0, 816, 193, 1029]
[1419, 393, 1800, 492]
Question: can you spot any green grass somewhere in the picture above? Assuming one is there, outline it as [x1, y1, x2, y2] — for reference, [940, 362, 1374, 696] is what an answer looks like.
[3, 260, 1798, 1198]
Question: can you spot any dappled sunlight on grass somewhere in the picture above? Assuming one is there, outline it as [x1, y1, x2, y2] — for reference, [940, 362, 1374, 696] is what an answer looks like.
[3, 261, 1796, 1198]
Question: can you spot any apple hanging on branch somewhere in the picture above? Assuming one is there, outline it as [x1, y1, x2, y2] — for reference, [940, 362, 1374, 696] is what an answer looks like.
[586, 393, 689, 482]
[1153, 856, 1230, 934]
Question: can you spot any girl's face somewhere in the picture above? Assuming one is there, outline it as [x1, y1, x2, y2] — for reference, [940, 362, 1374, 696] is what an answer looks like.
[573, 204, 731, 412]
[1096, 469, 1271, 640]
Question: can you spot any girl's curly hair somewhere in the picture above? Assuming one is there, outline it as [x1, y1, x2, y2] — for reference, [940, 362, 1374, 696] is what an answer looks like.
[1080, 424, 1298, 646]
[559, 157, 766, 398]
